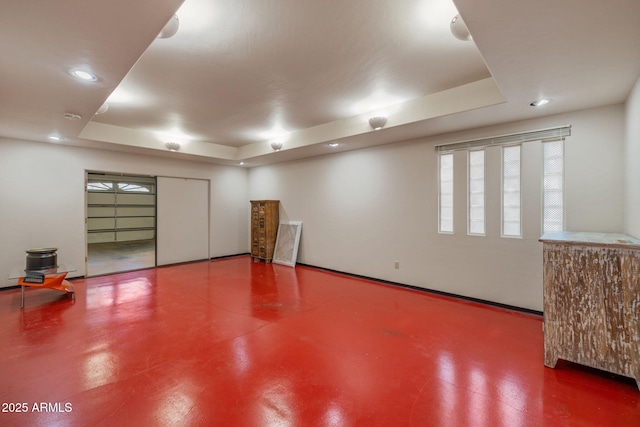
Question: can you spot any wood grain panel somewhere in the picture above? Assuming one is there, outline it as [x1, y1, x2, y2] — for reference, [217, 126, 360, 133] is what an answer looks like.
[250, 200, 279, 262]
[543, 241, 640, 389]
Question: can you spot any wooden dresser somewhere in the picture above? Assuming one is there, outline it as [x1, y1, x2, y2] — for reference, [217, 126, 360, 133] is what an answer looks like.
[250, 200, 279, 262]
[540, 231, 640, 390]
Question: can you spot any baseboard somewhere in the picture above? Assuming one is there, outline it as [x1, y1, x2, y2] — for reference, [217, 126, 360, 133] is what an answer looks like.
[296, 262, 543, 317]
[210, 253, 251, 261]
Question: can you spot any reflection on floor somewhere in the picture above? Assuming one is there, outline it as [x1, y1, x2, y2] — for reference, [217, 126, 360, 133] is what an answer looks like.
[87, 239, 155, 276]
[0, 256, 638, 426]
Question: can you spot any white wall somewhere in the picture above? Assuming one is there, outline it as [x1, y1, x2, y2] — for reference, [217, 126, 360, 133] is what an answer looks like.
[0, 139, 248, 287]
[249, 104, 626, 311]
[0, 103, 627, 309]
[625, 75, 640, 238]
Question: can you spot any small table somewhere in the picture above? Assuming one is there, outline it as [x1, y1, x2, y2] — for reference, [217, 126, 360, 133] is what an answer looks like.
[9, 264, 76, 308]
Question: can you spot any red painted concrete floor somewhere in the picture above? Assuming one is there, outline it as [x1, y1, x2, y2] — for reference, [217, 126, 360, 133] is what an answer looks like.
[1, 256, 638, 426]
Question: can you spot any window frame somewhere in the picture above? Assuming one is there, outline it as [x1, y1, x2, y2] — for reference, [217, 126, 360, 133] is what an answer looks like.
[467, 149, 485, 236]
[501, 144, 522, 238]
[542, 139, 565, 233]
[438, 152, 454, 234]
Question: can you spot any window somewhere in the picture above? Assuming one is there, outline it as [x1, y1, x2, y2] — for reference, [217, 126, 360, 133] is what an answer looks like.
[118, 182, 152, 193]
[543, 140, 564, 232]
[87, 181, 153, 193]
[86, 182, 113, 191]
[468, 150, 485, 235]
[439, 153, 454, 233]
[502, 145, 521, 237]
[434, 125, 570, 239]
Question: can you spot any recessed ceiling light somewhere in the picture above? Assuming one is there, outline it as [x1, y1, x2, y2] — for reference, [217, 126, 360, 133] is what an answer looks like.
[70, 69, 97, 81]
[328, 142, 340, 147]
[238, 161, 245, 165]
[530, 99, 550, 107]
[48, 135, 63, 141]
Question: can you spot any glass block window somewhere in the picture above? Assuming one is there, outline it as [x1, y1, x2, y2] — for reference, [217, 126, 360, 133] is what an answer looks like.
[543, 140, 564, 232]
[439, 153, 454, 233]
[468, 150, 485, 235]
[502, 145, 521, 237]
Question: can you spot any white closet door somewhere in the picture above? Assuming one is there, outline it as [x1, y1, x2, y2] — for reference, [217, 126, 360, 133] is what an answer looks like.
[157, 177, 209, 265]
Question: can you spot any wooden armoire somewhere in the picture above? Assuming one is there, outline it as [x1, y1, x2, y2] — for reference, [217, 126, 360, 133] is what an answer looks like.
[250, 200, 279, 262]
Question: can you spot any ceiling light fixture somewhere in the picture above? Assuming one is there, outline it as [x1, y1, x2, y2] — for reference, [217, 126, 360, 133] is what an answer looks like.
[238, 161, 245, 165]
[450, 14, 472, 41]
[64, 112, 82, 120]
[165, 142, 181, 151]
[368, 116, 387, 130]
[328, 142, 340, 147]
[530, 99, 550, 107]
[95, 103, 109, 115]
[158, 14, 179, 38]
[270, 141, 283, 151]
[48, 135, 63, 141]
[70, 69, 97, 81]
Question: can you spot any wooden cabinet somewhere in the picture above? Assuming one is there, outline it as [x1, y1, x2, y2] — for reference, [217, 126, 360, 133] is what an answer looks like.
[250, 200, 279, 262]
[540, 231, 640, 390]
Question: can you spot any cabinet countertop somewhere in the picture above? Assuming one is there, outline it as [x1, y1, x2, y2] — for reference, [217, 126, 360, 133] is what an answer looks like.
[539, 231, 640, 249]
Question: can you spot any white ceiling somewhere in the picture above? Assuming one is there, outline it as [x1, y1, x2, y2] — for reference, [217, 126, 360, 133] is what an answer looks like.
[2, 0, 639, 167]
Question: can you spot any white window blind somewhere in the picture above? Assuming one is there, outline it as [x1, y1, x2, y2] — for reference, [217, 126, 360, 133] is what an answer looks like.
[543, 140, 564, 232]
[502, 145, 521, 237]
[435, 125, 571, 152]
[468, 150, 485, 235]
[439, 153, 454, 233]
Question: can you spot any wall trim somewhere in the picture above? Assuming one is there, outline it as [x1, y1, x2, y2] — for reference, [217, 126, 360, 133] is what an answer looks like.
[297, 262, 543, 317]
